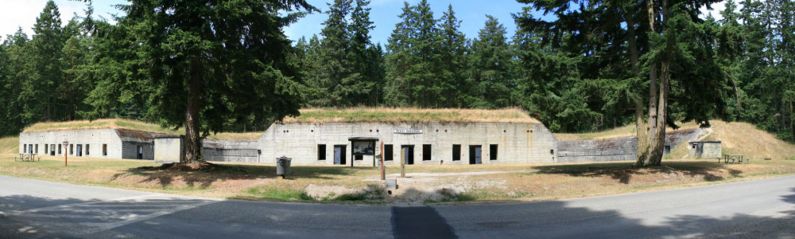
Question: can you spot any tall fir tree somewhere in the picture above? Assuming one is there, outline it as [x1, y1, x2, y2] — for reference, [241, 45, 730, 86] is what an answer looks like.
[437, 5, 468, 107]
[384, 0, 442, 107]
[23, 0, 63, 123]
[121, 0, 315, 164]
[319, 0, 354, 106]
[470, 15, 513, 108]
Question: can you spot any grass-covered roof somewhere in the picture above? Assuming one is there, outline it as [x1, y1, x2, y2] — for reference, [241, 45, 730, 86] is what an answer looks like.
[283, 108, 539, 124]
[24, 119, 262, 140]
[23, 118, 179, 134]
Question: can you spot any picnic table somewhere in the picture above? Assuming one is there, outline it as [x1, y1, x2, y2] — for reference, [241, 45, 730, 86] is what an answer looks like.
[721, 154, 749, 164]
[14, 153, 39, 162]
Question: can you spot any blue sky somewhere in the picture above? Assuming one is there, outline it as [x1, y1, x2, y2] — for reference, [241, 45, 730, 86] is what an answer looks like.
[285, 0, 529, 45]
[1, 0, 529, 44]
[0, 0, 728, 44]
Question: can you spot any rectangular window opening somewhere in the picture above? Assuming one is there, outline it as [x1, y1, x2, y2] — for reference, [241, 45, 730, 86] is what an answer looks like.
[69, 144, 73, 155]
[422, 144, 432, 161]
[318, 144, 326, 160]
[452, 144, 461, 161]
[86, 144, 90, 155]
[102, 144, 107, 156]
[58, 144, 62, 154]
[489, 144, 498, 160]
[384, 144, 393, 161]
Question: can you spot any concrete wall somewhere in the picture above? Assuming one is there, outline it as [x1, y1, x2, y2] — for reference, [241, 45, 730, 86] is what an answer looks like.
[689, 142, 721, 159]
[121, 142, 154, 160]
[557, 137, 637, 162]
[259, 122, 558, 166]
[19, 129, 124, 159]
[19, 129, 156, 160]
[202, 140, 260, 163]
[154, 137, 183, 163]
[556, 128, 702, 163]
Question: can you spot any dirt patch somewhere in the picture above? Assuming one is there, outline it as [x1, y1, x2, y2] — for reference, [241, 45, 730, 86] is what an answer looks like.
[388, 176, 508, 203]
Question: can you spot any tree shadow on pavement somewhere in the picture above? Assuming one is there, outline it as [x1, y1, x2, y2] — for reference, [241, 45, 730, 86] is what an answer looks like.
[2, 186, 795, 238]
[431, 187, 795, 238]
[0, 194, 212, 239]
[534, 161, 742, 184]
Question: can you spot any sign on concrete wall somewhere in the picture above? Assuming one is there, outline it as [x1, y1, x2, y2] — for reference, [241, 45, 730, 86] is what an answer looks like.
[394, 128, 422, 134]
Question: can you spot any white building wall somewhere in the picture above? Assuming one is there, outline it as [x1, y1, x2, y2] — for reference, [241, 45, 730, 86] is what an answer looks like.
[154, 137, 183, 163]
[259, 122, 558, 166]
[19, 129, 124, 159]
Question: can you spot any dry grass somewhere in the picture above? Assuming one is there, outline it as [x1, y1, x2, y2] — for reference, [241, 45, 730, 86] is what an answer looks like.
[284, 107, 539, 124]
[206, 132, 263, 141]
[705, 121, 795, 160]
[0, 136, 19, 155]
[2, 152, 795, 203]
[23, 118, 179, 134]
[463, 160, 795, 202]
[555, 121, 701, 140]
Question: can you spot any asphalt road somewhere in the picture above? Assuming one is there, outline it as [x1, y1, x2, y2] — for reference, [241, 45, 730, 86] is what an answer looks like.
[1, 175, 795, 239]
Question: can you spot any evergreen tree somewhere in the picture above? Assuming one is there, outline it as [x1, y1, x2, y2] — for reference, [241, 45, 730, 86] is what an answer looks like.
[59, 18, 91, 121]
[23, 0, 63, 123]
[348, 0, 381, 105]
[1, 29, 30, 135]
[384, 0, 442, 107]
[122, 0, 315, 164]
[470, 16, 513, 108]
[384, 2, 415, 106]
[300, 35, 326, 106]
[319, 0, 354, 106]
[437, 5, 468, 107]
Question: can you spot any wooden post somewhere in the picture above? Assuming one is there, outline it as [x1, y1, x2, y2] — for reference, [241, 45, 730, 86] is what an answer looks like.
[380, 141, 385, 181]
[62, 141, 69, 167]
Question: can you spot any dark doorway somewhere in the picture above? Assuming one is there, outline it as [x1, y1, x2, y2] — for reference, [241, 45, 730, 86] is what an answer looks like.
[384, 144, 393, 161]
[76, 144, 82, 157]
[469, 145, 482, 165]
[137, 145, 143, 159]
[401, 145, 414, 165]
[452, 144, 461, 161]
[334, 145, 347, 165]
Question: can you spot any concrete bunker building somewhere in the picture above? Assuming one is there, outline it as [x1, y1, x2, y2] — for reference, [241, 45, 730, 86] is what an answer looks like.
[259, 108, 558, 166]
[19, 120, 163, 160]
[17, 109, 707, 165]
[689, 141, 722, 159]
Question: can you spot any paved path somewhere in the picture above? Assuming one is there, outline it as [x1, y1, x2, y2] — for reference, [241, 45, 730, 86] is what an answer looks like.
[1, 175, 794, 238]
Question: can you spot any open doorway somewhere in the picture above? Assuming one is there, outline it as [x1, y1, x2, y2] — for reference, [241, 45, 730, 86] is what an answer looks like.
[401, 145, 414, 165]
[333, 145, 347, 165]
[469, 145, 482, 165]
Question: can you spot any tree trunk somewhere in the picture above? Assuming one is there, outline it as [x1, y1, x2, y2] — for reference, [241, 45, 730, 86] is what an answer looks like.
[649, 60, 670, 166]
[625, 8, 649, 167]
[640, 0, 660, 167]
[646, 0, 671, 166]
[183, 57, 203, 164]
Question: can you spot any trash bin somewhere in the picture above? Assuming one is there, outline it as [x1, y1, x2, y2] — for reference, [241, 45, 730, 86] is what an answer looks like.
[276, 156, 291, 179]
